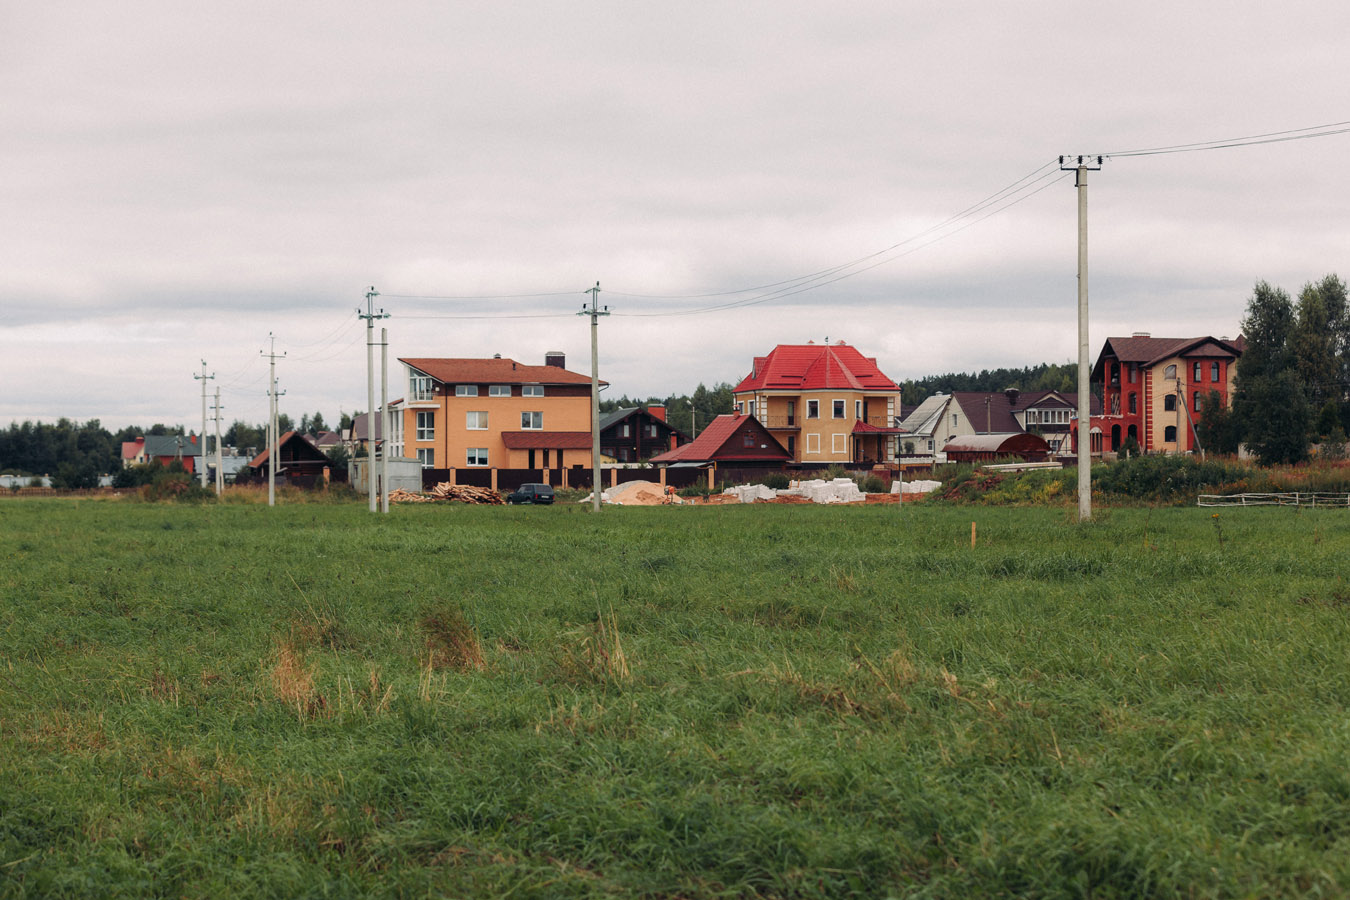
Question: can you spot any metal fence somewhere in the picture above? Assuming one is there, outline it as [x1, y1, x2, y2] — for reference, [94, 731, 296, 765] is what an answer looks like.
[1198, 492, 1350, 508]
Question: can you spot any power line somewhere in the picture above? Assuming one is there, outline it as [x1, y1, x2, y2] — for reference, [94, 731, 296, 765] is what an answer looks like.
[1097, 120, 1350, 158]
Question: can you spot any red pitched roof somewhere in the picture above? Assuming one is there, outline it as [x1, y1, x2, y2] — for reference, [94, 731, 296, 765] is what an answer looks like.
[401, 357, 598, 386]
[732, 342, 899, 393]
[500, 431, 592, 449]
[650, 414, 790, 464]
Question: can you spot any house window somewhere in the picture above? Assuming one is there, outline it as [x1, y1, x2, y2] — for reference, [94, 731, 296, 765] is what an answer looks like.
[787, 436, 796, 456]
[832, 434, 847, 453]
[735, 402, 744, 415]
[466, 448, 488, 467]
[648, 424, 658, 438]
[832, 400, 845, 419]
[621, 423, 630, 437]
[806, 433, 820, 454]
[1193, 362, 1202, 382]
[1110, 365, 1120, 386]
[489, 384, 511, 397]
[521, 411, 543, 430]
[416, 411, 435, 441]
[416, 448, 435, 468]
[455, 384, 478, 397]
[1164, 426, 1177, 443]
[522, 385, 544, 397]
[927, 439, 934, 451]
[1128, 393, 1137, 414]
[1194, 392, 1201, 411]
[1164, 364, 1177, 380]
[748, 400, 756, 417]
[807, 400, 819, 419]
[466, 411, 488, 430]
[855, 400, 862, 420]
[743, 434, 755, 448]
[410, 375, 436, 401]
[1164, 395, 1176, 411]
[951, 413, 958, 427]
[1128, 364, 1137, 384]
[1110, 394, 1120, 415]
[1211, 362, 1221, 382]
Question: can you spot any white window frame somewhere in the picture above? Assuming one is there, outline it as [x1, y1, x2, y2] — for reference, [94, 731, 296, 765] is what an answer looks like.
[466, 411, 488, 430]
[521, 411, 543, 430]
[832, 399, 845, 419]
[855, 400, 862, 420]
[416, 448, 435, 468]
[410, 375, 436, 402]
[748, 400, 756, 417]
[416, 411, 435, 442]
[806, 400, 819, 419]
[805, 433, 821, 454]
[455, 384, 478, 397]
[489, 384, 511, 397]
[622, 423, 630, 437]
[466, 448, 489, 467]
[735, 402, 744, 415]
[832, 433, 847, 453]
[522, 384, 544, 397]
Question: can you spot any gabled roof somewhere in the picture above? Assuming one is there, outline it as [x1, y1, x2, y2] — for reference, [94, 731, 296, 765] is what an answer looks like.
[401, 357, 597, 386]
[1009, 390, 1074, 411]
[951, 392, 1021, 433]
[143, 434, 202, 458]
[121, 438, 145, 460]
[650, 414, 790, 464]
[247, 431, 332, 469]
[898, 394, 951, 437]
[1092, 336, 1243, 380]
[500, 431, 592, 450]
[598, 407, 640, 431]
[732, 342, 899, 393]
[350, 411, 384, 443]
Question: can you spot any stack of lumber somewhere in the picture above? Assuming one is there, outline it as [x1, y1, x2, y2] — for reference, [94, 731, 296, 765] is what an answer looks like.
[429, 482, 505, 505]
[389, 489, 434, 504]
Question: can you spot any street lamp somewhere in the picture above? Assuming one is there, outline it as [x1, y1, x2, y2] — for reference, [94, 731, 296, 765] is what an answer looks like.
[687, 398, 697, 439]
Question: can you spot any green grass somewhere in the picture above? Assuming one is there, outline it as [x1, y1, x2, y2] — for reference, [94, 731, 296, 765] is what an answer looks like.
[2, 499, 1350, 898]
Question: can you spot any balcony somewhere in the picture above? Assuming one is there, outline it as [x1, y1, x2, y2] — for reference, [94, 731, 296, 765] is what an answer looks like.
[759, 414, 800, 429]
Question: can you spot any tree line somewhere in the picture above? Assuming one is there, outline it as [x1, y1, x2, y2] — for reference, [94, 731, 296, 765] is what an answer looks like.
[1200, 275, 1348, 464]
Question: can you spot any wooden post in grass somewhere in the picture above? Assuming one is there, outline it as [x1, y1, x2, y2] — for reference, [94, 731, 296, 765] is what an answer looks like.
[971, 521, 977, 549]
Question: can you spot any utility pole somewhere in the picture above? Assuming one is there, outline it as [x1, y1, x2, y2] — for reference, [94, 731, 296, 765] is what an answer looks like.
[193, 361, 214, 488]
[380, 326, 389, 514]
[358, 287, 389, 513]
[210, 387, 224, 495]
[261, 333, 286, 507]
[1060, 154, 1103, 523]
[579, 282, 609, 512]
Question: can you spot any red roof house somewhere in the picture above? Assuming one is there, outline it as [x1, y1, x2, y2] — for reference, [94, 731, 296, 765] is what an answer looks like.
[649, 413, 791, 467]
[731, 341, 903, 465]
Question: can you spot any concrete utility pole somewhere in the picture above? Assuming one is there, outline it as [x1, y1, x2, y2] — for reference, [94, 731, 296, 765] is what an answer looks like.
[211, 387, 225, 495]
[358, 287, 389, 513]
[380, 326, 389, 514]
[579, 282, 609, 512]
[261, 333, 286, 507]
[1060, 155, 1103, 523]
[193, 361, 214, 488]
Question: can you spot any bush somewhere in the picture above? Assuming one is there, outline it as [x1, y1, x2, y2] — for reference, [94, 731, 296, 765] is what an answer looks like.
[856, 474, 887, 494]
[760, 472, 791, 490]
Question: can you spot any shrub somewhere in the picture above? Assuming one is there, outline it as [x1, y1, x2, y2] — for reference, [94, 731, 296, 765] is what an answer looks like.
[760, 472, 791, 490]
[856, 474, 887, 494]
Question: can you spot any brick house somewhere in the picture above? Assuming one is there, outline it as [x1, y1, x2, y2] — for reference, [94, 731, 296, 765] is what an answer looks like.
[398, 352, 603, 473]
[1090, 334, 1243, 454]
[731, 341, 904, 465]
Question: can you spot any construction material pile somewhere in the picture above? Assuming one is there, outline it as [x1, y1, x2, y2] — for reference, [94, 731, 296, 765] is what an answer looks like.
[388, 483, 506, 505]
[892, 479, 942, 495]
[389, 488, 434, 503]
[585, 479, 683, 506]
[430, 482, 505, 504]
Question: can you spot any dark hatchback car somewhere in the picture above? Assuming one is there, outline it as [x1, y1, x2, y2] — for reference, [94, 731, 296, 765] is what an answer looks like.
[506, 483, 555, 505]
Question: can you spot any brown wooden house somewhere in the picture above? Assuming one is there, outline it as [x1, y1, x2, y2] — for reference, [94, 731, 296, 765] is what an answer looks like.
[244, 431, 334, 488]
[649, 413, 791, 470]
[598, 406, 688, 462]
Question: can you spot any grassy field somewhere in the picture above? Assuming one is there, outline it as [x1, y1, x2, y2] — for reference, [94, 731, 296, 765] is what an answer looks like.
[2, 498, 1349, 898]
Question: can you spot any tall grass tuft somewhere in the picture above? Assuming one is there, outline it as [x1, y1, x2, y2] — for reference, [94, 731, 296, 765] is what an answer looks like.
[420, 605, 486, 672]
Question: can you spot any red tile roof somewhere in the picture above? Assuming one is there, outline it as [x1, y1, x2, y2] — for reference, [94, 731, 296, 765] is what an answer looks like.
[500, 431, 593, 449]
[650, 414, 790, 463]
[401, 357, 598, 386]
[732, 342, 899, 393]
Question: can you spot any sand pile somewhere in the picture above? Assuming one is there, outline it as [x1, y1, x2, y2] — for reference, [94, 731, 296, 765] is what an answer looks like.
[590, 480, 682, 506]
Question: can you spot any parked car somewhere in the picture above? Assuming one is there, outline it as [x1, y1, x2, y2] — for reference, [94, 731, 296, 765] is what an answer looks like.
[507, 483, 555, 505]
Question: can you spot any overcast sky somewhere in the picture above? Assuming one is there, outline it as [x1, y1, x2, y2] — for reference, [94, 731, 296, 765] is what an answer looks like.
[4, 2, 1347, 432]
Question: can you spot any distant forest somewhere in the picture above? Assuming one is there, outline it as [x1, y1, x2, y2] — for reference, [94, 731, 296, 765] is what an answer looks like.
[4, 362, 1078, 484]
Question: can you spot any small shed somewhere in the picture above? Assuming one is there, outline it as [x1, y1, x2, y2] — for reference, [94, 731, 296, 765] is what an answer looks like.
[245, 431, 334, 488]
[943, 432, 1051, 463]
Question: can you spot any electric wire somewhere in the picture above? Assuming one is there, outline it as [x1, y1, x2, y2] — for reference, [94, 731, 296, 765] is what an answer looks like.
[1097, 120, 1350, 158]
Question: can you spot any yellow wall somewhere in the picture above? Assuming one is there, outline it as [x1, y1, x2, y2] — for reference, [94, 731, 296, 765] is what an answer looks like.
[737, 389, 898, 463]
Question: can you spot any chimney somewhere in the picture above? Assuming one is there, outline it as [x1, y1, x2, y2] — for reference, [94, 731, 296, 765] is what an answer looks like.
[647, 405, 666, 422]
[545, 351, 565, 369]
[1132, 331, 1151, 338]
[1004, 388, 1020, 407]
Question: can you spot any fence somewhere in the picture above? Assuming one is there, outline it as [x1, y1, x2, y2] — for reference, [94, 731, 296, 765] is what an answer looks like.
[1198, 492, 1350, 508]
